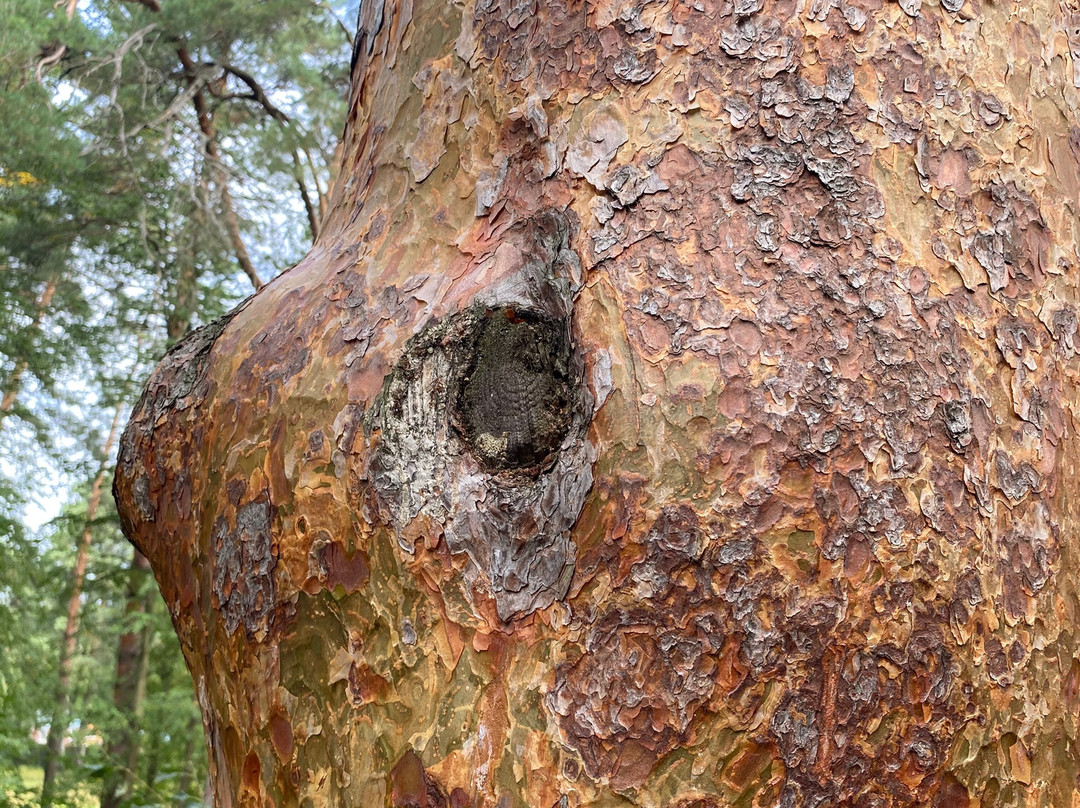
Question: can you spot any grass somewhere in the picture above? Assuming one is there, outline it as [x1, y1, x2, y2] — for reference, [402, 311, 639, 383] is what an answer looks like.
[1, 765, 98, 808]
[16, 767, 42, 791]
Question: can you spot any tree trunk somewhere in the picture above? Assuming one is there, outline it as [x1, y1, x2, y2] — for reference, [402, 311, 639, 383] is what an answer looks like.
[41, 402, 125, 808]
[142, 654, 175, 793]
[100, 550, 154, 808]
[124, 611, 154, 794]
[174, 714, 200, 804]
[114, 1, 1080, 806]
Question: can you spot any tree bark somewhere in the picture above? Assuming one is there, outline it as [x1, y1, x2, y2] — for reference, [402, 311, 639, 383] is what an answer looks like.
[41, 401, 125, 808]
[100, 550, 154, 808]
[115, 1, 1080, 806]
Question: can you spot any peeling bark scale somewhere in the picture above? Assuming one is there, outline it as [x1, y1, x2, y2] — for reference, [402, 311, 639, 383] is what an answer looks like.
[114, 0, 1080, 806]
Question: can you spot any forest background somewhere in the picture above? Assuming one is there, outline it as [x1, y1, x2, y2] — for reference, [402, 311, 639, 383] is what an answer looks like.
[0, 1, 356, 805]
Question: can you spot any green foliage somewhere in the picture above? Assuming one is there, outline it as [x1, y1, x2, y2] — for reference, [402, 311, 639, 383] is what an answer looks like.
[0, 517, 54, 766]
[0, 0, 353, 804]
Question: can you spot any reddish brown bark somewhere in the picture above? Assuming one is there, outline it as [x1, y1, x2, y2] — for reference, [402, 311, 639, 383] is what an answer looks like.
[115, 1, 1080, 806]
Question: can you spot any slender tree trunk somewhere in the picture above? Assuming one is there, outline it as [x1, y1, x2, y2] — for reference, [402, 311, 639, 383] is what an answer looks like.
[123, 610, 154, 793]
[216, 182, 263, 291]
[143, 728, 160, 794]
[1, 365, 26, 418]
[0, 280, 56, 426]
[142, 656, 173, 793]
[168, 250, 200, 344]
[115, 1, 1080, 806]
[40, 402, 124, 808]
[174, 714, 199, 803]
[100, 550, 154, 808]
[119, 0, 268, 300]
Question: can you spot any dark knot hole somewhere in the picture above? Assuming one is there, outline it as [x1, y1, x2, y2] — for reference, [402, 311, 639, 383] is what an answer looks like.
[454, 307, 574, 471]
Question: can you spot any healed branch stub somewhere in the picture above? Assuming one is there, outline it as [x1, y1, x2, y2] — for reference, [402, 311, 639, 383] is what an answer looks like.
[369, 212, 595, 621]
[114, 0, 1080, 806]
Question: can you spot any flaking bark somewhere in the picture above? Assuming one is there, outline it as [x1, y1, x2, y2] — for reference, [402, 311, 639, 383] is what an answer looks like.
[115, 1, 1080, 806]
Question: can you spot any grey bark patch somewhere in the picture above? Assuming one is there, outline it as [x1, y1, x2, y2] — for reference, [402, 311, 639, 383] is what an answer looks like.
[605, 163, 668, 208]
[132, 473, 155, 522]
[612, 50, 657, 84]
[212, 494, 277, 639]
[993, 451, 1041, 504]
[369, 211, 595, 621]
[824, 64, 855, 103]
[566, 108, 628, 190]
[354, 0, 385, 60]
[1051, 306, 1078, 355]
[770, 691, 820, 769]
[162, 317, 235, 407]
[941, 400, 972, 452]
[734, 0, 764, 15]
[720, 19, 757, 57]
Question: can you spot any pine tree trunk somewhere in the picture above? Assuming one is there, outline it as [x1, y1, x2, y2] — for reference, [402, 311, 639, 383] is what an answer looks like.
[114, 1, 1080, 806]
[41, 402, 124, 808]
[174, 714, 199, 804]
[126, 614, 154, 791]
[142, 656, 174, 793]
[100, 550, 154, 808]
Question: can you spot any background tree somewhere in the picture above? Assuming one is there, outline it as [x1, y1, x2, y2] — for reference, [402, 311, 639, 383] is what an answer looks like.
[0, 0, 352, 805]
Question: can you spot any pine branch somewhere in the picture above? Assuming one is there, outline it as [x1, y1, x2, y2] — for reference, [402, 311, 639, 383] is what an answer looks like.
[217, 61, 290, 123]
[178, 46, 265, 291]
